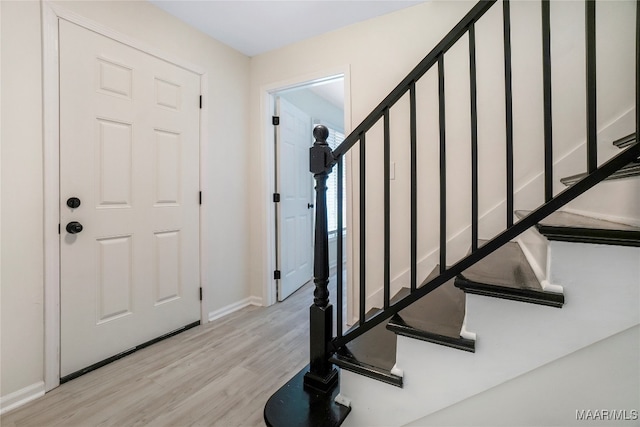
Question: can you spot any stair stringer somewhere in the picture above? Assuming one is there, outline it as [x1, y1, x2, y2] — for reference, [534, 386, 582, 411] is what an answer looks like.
[338, 244, 639, 427]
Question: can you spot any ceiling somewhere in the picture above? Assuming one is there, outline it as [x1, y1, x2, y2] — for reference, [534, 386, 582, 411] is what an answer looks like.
[148, 1, 425, 57]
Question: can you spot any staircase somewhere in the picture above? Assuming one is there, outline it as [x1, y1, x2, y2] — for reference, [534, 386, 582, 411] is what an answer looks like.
[336, 213, 639, 426]
[264, 1, 640, 425]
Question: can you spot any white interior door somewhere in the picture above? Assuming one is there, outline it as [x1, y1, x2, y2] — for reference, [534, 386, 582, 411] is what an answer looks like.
[59, 20, 201, 377]
[276, 97, 313, 301]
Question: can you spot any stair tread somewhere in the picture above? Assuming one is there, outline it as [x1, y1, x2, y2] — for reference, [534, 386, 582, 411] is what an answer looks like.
[455, 241, 564, 307]
[613, 132, 636, 149]
[389, 271, 465, 340]
[459, 241, 542, 291]
[332, 309, 399, 385]
[516, 210, 640, 247]
[386, 269, 474, 352]
[560, 161, 640, 186]
[516, 209, 640, 232]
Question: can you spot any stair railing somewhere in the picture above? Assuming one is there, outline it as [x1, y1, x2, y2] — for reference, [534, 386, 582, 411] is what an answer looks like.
[304, 0, 640, 392]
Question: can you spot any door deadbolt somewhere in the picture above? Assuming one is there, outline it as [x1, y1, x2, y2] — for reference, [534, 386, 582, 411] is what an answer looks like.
[67, 197, 81, 209]
[66, 221, 83, 234]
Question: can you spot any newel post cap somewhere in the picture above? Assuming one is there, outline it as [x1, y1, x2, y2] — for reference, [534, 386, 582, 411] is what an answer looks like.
[310, 125, 335, 175]
[313, 125, 330, 144]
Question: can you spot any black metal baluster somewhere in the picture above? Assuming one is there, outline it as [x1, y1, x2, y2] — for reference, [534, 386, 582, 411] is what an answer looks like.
[469, 24, 479, 253]
[542, 0, 554, 202]
[336, 156, 344, 338]
[410, 81, 418, 291]
[359, 133, 366, 325]
[637, 0, 639, 141]
[384, 109, 391, 309]
[586, 0, 597, 173]
[305, 125, 338, 393]
[439, 55, 447, 273]
[503, 0, 514, 227]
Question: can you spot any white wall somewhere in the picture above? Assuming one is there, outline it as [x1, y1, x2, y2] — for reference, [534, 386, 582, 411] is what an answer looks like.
[1, 0, 251, 402]
[1, 0, 45, 402]
[249, 0, 637, 309]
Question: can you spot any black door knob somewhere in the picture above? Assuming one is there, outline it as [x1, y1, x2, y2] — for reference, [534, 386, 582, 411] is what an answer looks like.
[308, 203, 315, 209]
[67, 197, 81, 209]
[66, 221, 83, 234]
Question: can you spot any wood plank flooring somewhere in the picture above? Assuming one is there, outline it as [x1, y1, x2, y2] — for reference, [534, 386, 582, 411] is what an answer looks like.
[2, 282, 324, 427]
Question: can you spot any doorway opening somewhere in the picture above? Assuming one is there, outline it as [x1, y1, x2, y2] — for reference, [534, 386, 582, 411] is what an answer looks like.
[270, 75, 347, 302]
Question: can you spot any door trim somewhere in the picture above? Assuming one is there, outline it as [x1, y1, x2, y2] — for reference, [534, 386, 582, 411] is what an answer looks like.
[42, 1, 207, 392]
[260, 69, 353, 307]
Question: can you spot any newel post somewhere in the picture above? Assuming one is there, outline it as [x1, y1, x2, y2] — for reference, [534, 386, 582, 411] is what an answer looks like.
[303, 125, 339, 392]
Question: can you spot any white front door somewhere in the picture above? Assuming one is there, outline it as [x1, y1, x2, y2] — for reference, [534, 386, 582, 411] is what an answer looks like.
[276, 98, 313, 301]
[59, 20, 201, 377]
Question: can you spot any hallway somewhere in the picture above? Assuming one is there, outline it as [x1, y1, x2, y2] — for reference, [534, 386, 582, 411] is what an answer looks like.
[1, 283, 317, 427]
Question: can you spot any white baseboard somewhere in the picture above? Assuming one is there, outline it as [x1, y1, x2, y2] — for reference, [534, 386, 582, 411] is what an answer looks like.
[0, 381, 45, 415]
[208, 296, 262, 322]
[249, 296, 263, 306]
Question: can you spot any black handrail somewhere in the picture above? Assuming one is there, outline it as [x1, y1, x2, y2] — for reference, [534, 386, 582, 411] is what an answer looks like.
[303, 0, 639, 393]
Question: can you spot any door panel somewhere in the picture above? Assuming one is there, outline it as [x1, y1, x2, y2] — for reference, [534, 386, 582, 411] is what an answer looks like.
[277, 98, 313, 301]
[59, 20, 200, 377]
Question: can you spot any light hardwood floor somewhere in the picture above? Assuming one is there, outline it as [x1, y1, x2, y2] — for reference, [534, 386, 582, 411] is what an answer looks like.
[2, 282, 323, 427]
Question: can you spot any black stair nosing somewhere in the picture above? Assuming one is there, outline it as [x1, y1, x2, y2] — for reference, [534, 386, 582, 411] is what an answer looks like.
[534, 227, 640, 247]
[264, 364, 350, 427]
[385, 276, 471, 353]
[560, 161, 640, 186]
[613, 132, 636, 149]
[329, 353, 403, 388]
[334, 307, 399, 387]
[515, 210, 640, 247]
[454, 240, 563, 307]
[454, 275, 564, 308]
[387, 314, 475, 353]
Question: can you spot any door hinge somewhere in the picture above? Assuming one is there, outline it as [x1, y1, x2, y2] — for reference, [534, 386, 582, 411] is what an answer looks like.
[58, 223, 61, 234]
[199, 95, 203, 109]
[199, 191, 202, 205]
[199, 287, 203, 301]
[272, 116, 280, 126]
[273, 193, 280, 203]
[274, 270, 281, 280]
